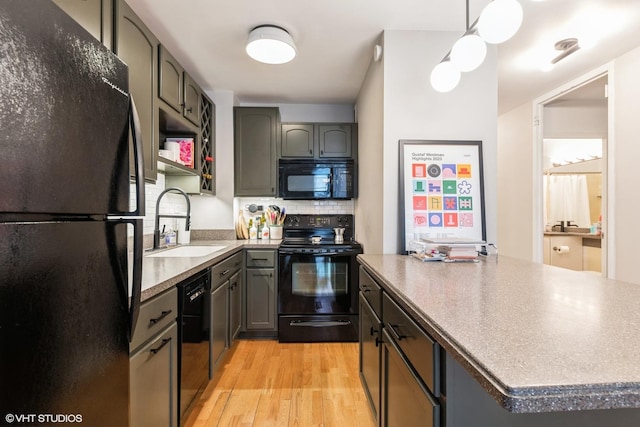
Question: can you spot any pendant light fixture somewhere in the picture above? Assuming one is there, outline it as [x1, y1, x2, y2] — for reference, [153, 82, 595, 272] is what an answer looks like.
[430, 0, 523, 93]
[246, 25, 297, 65]
[477, 0, 524, 44]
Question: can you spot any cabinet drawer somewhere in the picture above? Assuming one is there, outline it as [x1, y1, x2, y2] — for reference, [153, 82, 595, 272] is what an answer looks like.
[130, 288, 177, 352]
[383, 293, 439, 396]
[211, 251, 243, 289]
[359, 266, 382, 318]
[246, 249, 275, 268]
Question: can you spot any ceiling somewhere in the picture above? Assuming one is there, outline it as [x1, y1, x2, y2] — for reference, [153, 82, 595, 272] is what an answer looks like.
[126, 0, 640, 115]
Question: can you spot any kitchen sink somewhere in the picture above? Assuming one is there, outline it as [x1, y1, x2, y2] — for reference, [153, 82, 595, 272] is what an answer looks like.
[146, 245, 227, 258]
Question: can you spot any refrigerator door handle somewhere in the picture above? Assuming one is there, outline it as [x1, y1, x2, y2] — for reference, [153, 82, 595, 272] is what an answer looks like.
[128, 218, 143, 342]
[128, 95, 145, 216]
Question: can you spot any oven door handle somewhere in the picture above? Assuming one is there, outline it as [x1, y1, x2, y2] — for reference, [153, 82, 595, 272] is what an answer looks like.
[289, 320, 352, 328]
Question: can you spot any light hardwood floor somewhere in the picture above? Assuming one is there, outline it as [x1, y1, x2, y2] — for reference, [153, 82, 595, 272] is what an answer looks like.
[183, 339, 376, 427]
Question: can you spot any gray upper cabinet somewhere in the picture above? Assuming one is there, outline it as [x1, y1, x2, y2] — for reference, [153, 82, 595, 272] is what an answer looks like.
[183, 73, 201, 126]
[53, 0, 113, 50]
[279, 123, 356, 160]
[158, 45, 201, 127]
[158, 45, 184, 114]
[281, 124, 314, 157]
[318, 124, 352, 158]
[115, 0, 158, 182]
[234, 107, 279, 196]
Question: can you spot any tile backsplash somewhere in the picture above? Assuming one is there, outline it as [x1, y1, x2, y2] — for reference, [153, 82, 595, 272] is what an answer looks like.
[235, 197, 354, 218]
[130, 175, 355, 242]
[130, 174, 190, 236]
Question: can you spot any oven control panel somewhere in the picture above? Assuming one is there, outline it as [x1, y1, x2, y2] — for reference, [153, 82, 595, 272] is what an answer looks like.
[285, 214, 352, 228]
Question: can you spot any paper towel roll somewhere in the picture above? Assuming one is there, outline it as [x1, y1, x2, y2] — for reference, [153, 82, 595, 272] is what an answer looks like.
[553, 245, 570, 254]
[177, 218, 190, 245]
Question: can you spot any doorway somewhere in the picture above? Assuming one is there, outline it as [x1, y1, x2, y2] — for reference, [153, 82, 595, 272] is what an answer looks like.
[534, 71, 610, 276]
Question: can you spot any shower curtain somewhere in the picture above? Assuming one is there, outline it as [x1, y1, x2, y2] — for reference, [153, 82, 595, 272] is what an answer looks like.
[544, 174, 591, 227]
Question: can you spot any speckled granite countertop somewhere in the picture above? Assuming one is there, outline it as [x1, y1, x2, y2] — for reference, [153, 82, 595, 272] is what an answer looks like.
[139, 239, 280, 301]
[357, 254, 640, 413]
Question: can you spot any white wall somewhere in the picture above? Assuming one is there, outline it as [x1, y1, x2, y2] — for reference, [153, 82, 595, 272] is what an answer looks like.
[354, 34, 385, 254]
[357, 30, 498, 254]
[543, 104, 607, 139]
[497, 102, 534, 261]
[498, 44, 640, 285]
[612, 45, 640, 284]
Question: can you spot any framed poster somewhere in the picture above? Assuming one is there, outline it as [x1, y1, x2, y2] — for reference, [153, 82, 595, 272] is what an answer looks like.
[399, 139, 486, 252]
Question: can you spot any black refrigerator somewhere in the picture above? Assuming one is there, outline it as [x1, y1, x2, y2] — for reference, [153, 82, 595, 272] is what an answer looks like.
[0, 2, 144, 426]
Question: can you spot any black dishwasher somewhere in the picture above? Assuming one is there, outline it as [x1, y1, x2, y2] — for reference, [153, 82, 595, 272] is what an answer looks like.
[177, 269, 211, 421]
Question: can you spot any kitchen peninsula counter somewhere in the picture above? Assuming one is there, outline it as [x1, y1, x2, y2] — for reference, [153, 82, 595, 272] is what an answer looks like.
[140, 239, 280, 301]
[357, 254, 640, 417]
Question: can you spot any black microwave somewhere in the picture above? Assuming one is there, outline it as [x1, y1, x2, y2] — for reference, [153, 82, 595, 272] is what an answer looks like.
[278, 159, 356, 200]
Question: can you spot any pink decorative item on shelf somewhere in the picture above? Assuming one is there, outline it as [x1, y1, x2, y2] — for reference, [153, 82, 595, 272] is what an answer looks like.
[178, 139, 194, 168]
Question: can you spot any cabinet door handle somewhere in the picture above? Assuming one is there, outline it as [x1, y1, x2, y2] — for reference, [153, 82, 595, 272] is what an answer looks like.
[387, 323, 407, 341]
[375, 337, 381, 347]
[252, 258, 268, 261]
[220, 269, 230, 277]
[149, 309, 172, 325]
[150, 337, 172, 355]
[361, 287, 371, 293]
[309, 149, 312, 154]
[369, 326, 378, 336]
[186, 107, 193, 113]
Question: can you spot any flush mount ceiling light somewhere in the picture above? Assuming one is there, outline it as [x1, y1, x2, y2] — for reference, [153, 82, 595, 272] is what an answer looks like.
[246, 25, 296, 65]
[430, 0, 523, 93]
[551, 38, 581, 65]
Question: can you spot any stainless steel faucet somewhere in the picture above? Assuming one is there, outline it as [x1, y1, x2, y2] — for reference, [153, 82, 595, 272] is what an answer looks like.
[153, 187, 191, 250]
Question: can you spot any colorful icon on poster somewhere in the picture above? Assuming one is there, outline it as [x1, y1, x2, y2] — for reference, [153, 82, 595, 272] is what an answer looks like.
[412, 164, 426, 178]
[413, 179, 426, 193]
[428, 213, 442, 227]
[457, 164, 471, 178]
[458, 180, 472, 195]
[428, 196, 442, 210]
[413, 196, 427, 210]
[442, 164, 456, 178]
[444, 213, 459, 227]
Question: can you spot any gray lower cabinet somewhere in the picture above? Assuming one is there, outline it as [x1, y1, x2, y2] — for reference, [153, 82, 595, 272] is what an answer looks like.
[114, 0, 158, 182]
[228, 270, 242, 343]
[360, 294, 381, 425]
[130, 288, 178, 427]
[130, 322, 178, 427]
[381, 328, 439, 427]
[244, 250, 277, 332]
[359, 266, 383, 425]
[381, 293, 440, 427]
[234, 107, 279, 196]
[210, 281, 227, 372]
[209, 252, 243, 375]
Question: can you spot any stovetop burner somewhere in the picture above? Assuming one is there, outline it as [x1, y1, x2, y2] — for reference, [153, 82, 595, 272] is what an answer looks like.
[280, 214, 361, 251]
